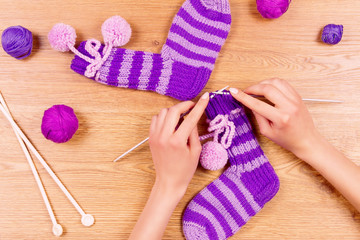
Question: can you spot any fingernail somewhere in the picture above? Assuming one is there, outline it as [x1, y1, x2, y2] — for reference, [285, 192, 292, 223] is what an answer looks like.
[229, 88, 239, 94]
[201, 92, 209, 99]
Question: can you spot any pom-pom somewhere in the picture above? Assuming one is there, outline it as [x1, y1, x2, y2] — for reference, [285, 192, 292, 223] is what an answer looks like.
[41, 105, 79, 143]
[256, 0, 291, 19]
[321, 24, 343, 45]
[200, 141, 228, 171]
[48, 23, 76, 52]
[1, 25, 33, 60]
[102, 15, 131, 47]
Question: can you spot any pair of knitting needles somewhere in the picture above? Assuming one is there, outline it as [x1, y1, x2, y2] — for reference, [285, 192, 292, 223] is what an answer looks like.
[0, 92, 94, 237]
[113, 86, 342, 162]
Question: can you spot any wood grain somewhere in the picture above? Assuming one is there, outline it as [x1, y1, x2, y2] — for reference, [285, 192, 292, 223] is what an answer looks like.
[0, 0, 359, 239]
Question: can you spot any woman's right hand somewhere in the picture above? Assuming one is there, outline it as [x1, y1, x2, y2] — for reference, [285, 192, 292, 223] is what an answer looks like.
[229, 78, 321, 160]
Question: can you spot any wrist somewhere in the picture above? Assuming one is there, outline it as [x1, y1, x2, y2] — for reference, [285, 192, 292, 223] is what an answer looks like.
[293, 131, 328, 164]
[153, 178, 187, 203]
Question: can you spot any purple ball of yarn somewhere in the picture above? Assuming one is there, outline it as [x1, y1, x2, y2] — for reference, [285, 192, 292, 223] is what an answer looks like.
[1, 26, 33, 59]
[256, 0, 291, 19]
[321, 24, 343, 45]
[41, 105, 79, 143]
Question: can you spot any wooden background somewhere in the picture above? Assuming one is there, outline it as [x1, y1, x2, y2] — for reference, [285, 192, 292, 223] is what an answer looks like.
[0, 0, 359, 239]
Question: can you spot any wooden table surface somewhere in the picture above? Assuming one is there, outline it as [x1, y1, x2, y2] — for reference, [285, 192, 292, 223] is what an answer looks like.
[0, 0, 359, 239]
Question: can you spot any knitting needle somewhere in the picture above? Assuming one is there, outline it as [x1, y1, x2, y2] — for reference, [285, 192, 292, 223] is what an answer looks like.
[0, 103, 95, 227]
[213, 91, 342, 103]
[0, 93, 63, 237]
[114, 86, 231, 162]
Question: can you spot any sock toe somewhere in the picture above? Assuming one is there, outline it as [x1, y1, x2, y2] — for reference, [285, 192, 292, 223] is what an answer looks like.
[183, 221, 210, 240]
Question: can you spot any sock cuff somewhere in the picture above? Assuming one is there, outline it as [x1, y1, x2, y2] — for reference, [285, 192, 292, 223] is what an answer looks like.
[206, 90, 243, 119]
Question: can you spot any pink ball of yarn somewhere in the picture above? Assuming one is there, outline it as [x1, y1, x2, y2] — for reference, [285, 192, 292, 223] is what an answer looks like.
[41, 105, 79, 143]
[256, 0, 291, 19]
[102, 15, 131, 47]
[48, 23, 76, 52]
[200, 141, 228, 171]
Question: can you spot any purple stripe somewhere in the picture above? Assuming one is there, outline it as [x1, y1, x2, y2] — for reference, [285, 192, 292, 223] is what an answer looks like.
[193, 193, 233, 237]
[220, 174, 256, 217]
[127, 51, 145, 89]
[166, 39, 216, 64]
[207, 180, 246, 228]
[183, 210, 218, 238]
[170, 24, 221, 51]
[177, 7, 229, 39]
[106, 48, 126, 86]
[224, 169, 262, 212]
[146, 55, 163, 91]
[190, 0, 231, 24]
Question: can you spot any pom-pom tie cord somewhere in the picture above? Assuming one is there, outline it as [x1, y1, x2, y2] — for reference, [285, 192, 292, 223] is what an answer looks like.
[199, 114, 236, 149]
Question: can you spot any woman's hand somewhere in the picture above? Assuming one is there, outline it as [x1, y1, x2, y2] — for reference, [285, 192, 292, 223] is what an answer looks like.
[230, 79, 360, 212]
[149, 92, 209, 195]
[229, 78, 320, 159]
[129, 92, 209, 240]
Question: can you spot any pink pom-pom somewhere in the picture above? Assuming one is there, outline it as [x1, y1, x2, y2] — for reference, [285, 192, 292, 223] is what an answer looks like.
[102, 16, 131, 47]
[200, 141, 228, 171]
[48, 23, 76, 52]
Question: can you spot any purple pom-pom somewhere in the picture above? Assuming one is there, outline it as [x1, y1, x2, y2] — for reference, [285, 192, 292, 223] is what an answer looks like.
[1, 25, 33, 60]
[200, 141, 228, 171]
[256, 0, 291, 19]
[321, 24, 343, 45]
[102, 15, 131, 47]
[48, 23, 76, 52]
[41, 105, 79, 143]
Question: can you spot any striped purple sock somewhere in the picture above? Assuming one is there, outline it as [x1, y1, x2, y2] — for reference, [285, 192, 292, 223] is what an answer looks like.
[183, 91, 280, 240]
[70, 0, 231, 100]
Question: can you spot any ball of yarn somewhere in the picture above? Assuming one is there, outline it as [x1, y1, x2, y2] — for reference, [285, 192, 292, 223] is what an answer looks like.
[102, 16, 132, 47]
[48, 23, 76, 52]
[321, 24, 343, 45]
[41, 105, 79, 143]
[1, 26, 33, 60]
[256, 0, 291, 19]
[200, 141, 228, 171]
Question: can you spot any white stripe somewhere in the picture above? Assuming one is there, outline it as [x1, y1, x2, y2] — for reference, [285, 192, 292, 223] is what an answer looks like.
[138, 52, 153, 90]
[188, 202, 226, 240]
[168, 31, 219, 59]
[173, 15, 226, 46]
[214, 179, 250, 222]
[183, 1, 231, 32]
[228, 155, 268, 174]
[155, 57, 173, 95]
[235, 122, 250, 135]
[97, 48, 116, 83]
[231, 139, 258, 156]
[201, 188, 239, 233]
[224, 169, 262, 212]
[117, 49, 135, 87]
[161, 45, 214, 70]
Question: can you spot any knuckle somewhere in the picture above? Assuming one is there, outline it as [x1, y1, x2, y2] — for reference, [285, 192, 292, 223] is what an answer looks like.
[280, 114, 291, 126]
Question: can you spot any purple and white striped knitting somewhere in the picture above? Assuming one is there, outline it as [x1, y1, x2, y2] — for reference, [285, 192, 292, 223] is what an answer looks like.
[70, 0, 231, 101]
[183, 91, 280, 240]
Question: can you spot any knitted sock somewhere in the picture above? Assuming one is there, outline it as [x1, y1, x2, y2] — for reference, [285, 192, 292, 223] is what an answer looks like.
[70, 0, 231, 100]
[182, 91, 280, 240]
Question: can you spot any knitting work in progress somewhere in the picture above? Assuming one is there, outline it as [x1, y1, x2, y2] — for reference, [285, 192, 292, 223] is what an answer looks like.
[183, 91, 280, 240]
[71, 0, 231, 100]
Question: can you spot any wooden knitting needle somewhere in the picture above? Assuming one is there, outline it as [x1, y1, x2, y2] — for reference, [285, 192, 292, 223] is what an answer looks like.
[0, 93, 63, 237]
[0, 100, 94, 227]
[114, 86, 342, 162]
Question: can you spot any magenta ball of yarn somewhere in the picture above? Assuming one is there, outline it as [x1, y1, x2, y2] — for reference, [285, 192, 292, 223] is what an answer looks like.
[200, 141, 228, 171]
[1, 25, 33, 59]
[256, 0, 291, 19]
[41, 105, 79, 143]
